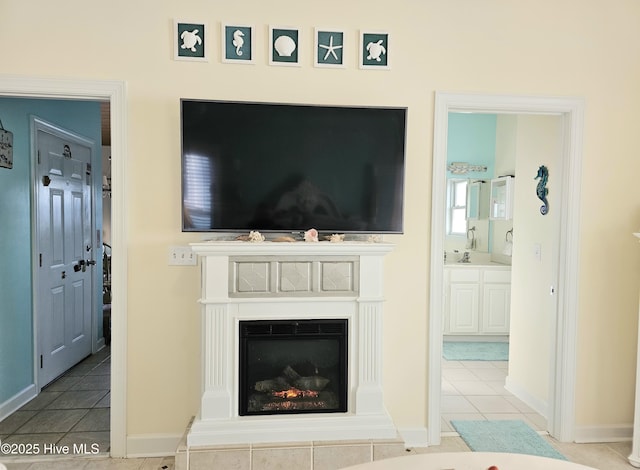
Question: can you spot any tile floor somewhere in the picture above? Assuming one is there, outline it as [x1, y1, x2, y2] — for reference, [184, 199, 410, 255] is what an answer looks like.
[441, 358, 547, 433]
[0, 351, 634, 469]
[440, 357, 636, 469]
[0, 347, 111, 457]
[0, 438, 634, 469]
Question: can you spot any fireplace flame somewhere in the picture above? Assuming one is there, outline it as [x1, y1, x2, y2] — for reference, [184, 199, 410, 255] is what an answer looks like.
[272, 387, 319, 399]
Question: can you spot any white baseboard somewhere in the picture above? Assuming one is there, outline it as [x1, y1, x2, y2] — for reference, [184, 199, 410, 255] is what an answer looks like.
[126, 433, 183, 458]
[0, 384, 36, 422]
[397, 427, 429, 448]
[573, 424, 633, 443]
[504, 375, 548, 418]
[95, 336, 106, 352]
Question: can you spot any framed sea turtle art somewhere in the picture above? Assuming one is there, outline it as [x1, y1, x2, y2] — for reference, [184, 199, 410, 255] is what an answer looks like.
[222, 23, 255, 64]
[360, 31, 390, 70]
[174, 20, 207, 61]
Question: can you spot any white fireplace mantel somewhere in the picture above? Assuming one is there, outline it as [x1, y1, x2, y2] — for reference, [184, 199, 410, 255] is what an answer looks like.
[187, 240, 398, 447]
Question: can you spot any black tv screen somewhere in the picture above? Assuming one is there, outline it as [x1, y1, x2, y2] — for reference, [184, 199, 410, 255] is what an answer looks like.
[181, 99, 406, 234]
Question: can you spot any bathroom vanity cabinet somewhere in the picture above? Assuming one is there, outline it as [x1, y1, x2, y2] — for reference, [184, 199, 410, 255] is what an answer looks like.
[443, 265, 511, 335]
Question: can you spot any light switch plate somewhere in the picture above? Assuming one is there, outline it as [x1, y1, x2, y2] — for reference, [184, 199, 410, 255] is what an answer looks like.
[168, 245, 197, 265]
[533, 243, 542, 261]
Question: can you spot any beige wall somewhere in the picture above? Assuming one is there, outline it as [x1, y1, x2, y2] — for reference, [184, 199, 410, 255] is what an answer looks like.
[3, 0, 640, 442]
[508, 115, 563, 408]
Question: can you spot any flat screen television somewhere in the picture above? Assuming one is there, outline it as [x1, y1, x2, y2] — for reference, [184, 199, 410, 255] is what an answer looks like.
[180, 99, 407, 234]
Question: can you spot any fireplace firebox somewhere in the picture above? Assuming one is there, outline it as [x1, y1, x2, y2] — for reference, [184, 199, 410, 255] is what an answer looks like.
[239, 319, 348, 416]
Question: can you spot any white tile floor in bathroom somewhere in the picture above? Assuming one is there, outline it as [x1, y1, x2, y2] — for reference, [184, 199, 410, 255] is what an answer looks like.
[441, 358, 547, 433]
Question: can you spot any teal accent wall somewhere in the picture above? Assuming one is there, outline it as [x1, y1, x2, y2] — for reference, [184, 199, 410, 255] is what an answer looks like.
[447, 113, 497, 180]
[0, 98, 101, 407]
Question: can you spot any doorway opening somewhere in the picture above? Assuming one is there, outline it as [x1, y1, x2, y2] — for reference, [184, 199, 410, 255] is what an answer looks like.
[0, 101, 112, 454]
[0, 77, 127, 457]
[428, 92, 584, 446]
[440, 112, 561, 436]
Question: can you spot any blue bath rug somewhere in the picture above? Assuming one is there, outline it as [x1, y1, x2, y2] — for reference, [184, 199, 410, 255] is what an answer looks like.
[451, 419, 567, 460]
[443, 341, 508, 361]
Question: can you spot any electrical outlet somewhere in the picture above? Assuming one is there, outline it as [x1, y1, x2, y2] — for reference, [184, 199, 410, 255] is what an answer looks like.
[168, 246, 197, 266]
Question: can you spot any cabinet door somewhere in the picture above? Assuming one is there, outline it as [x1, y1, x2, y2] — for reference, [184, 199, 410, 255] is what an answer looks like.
[482, 283, 510, 333]
[449, 283, 480, 333]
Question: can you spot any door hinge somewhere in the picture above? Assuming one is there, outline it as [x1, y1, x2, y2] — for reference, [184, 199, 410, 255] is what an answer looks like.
[37, 150, 41, 165]
[40, 355, 43, 369]
[39, 253, 42, 267]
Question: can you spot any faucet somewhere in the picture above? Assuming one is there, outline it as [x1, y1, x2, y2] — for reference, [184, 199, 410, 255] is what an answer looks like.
[459, 251, 470, 263]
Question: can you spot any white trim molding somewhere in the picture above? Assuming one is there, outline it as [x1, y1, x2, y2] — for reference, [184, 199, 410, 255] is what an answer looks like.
[126, 433, 184, 458]
[504, 375, 549, 419]
[0, 385, 36, 422]
[398, 427, 429, 448]
[0, 75, 128, 458]
[629, 232, 640, 467]
[574, 425, 632, 444]
[428, 92, 584, 446]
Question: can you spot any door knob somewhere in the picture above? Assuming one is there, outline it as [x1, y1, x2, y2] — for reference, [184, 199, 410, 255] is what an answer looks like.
[86, 259, 96, 266]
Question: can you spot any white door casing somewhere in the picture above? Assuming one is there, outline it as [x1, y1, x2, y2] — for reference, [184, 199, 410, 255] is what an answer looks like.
[34, 118, 94, 387]
[428, 92, 584, 445]
[0, 76, 127, 458]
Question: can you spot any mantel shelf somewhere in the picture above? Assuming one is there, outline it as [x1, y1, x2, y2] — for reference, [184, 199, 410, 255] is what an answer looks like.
[190, 240, 395, 257]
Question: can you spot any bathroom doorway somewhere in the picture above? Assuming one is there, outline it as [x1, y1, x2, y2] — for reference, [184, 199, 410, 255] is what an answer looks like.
[440, 112, 562, 436]
[428, 92, 584, 445]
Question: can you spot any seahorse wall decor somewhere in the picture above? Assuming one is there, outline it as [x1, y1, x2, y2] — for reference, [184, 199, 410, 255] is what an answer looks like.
[535, 165, 549, 215]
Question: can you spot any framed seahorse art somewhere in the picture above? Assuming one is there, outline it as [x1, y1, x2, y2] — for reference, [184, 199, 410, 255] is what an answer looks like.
[222, 24, 254, 64]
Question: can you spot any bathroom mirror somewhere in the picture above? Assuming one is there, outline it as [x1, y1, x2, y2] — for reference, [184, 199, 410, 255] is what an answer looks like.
[444, 112, 516, 261]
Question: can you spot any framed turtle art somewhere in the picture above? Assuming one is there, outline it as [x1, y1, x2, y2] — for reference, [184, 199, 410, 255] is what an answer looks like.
[174, 20, 207, 61]
[360, 31, 390, 70]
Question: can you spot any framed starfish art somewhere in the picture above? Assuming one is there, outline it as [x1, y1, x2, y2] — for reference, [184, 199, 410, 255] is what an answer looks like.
[314, 28, 345, 68]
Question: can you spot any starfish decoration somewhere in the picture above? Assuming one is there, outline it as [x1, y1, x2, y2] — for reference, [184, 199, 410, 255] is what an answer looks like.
[319, 35, 343, 62]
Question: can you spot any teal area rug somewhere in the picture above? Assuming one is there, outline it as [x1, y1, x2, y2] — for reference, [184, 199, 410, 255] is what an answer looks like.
[443, 341, 508, 361]
[451, 420, 567, 460]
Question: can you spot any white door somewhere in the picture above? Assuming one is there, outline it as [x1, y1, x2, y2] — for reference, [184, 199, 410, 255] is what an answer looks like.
[35, 118, 95, 387]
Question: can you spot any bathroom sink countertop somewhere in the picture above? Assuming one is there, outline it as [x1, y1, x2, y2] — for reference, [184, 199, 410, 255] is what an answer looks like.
[445, 260, 511, 267]
[443, 251, 511, 267]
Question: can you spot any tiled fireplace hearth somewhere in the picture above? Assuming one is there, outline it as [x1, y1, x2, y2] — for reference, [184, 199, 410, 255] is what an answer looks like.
[187, 240, 397, 448]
